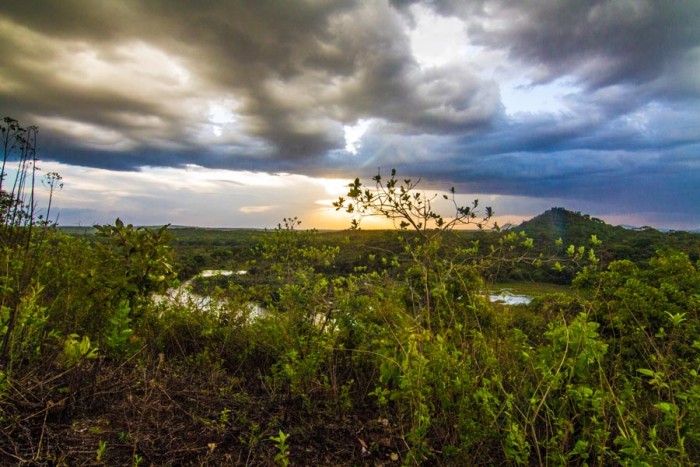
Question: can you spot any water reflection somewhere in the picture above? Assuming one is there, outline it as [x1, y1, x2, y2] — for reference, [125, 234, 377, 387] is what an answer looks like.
[488, 291, 532, 306]
[153, 270, 268, 320]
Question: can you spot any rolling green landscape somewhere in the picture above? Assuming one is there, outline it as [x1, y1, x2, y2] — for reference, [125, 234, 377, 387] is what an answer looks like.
[3, 121, 700, 465]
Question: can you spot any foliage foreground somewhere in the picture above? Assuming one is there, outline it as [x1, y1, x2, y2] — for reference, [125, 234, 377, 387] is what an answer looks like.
[2, 123, 700, 464]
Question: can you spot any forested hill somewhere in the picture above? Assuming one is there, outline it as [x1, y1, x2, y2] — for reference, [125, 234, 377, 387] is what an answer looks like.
[515, 207, 700, 263]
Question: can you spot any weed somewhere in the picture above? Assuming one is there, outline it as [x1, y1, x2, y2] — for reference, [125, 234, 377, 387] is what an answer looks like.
[269, 430, 290, 466]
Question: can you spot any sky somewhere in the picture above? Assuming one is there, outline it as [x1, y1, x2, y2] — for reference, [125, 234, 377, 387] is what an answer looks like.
[1, 0, 699, 230]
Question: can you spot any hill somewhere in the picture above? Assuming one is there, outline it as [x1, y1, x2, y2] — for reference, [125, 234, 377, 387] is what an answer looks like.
[516, 207, 700, 264]
[515, 208, 621, 246]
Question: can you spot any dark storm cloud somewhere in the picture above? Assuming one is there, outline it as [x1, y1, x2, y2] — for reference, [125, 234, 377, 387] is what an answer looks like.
[415, 0, 700, 95]
[512, 1, 699, 94]
[1, 1, 699, 226]
[0, 0, 501, 168]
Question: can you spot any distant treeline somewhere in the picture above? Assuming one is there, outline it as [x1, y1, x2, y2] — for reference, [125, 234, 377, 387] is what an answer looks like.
[60, 207, 698, 285]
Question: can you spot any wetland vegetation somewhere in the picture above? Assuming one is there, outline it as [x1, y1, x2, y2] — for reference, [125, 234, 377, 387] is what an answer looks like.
[2, 118, 700, 465]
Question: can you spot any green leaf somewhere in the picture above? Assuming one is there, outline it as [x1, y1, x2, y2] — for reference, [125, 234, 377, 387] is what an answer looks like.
[654, 402, 674, 415]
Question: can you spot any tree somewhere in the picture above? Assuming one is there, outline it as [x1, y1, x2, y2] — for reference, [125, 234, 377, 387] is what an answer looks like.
[94, 219, 177, 314]
[333, 168, 493, 237]
[334, 169, 494, 330]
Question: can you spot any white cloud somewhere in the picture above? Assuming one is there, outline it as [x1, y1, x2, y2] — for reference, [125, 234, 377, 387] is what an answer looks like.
[57, 40, 191, 100]
[33, 116, 137, 151]
[240, 205, 275, 214]
[343, 118, 372, 154]
[408, 4, 469, 68]
[38, 161, 364, 227]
